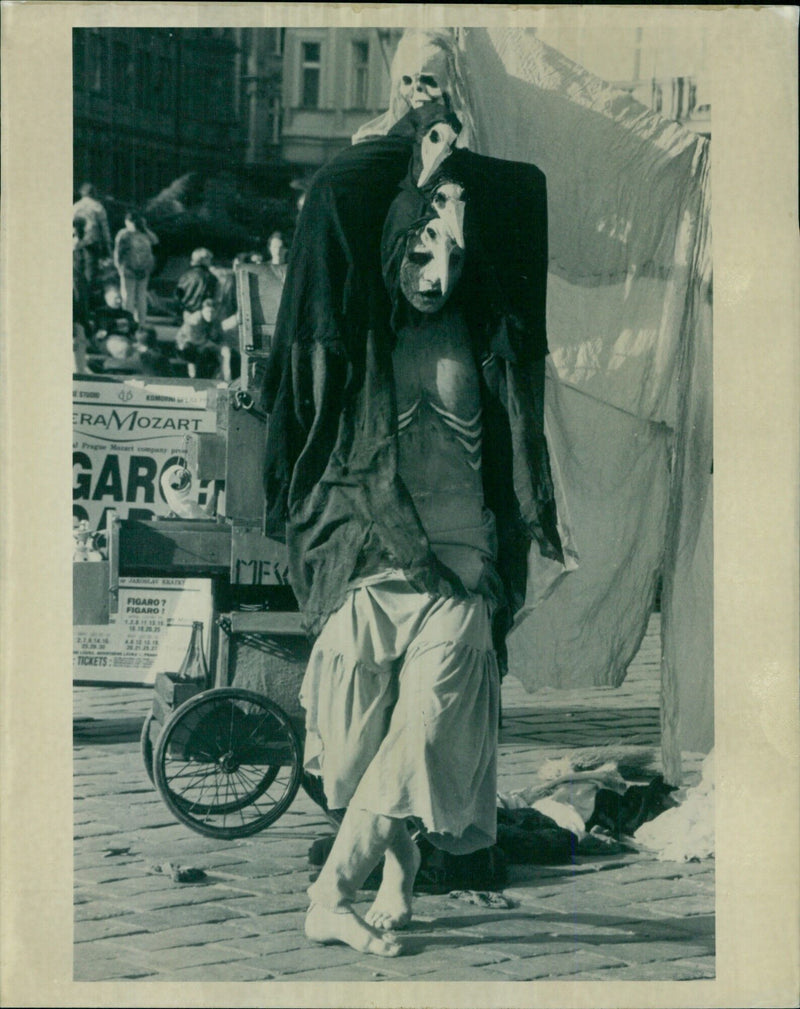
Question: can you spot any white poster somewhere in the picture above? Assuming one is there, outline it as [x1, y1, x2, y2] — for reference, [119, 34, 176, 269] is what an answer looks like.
[73, 577, 213, 685]
[72, 376, 220, 532]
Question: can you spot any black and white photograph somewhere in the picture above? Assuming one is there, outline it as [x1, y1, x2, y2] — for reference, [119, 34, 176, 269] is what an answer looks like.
[2, 5, 798, 1007]
[69, 18, 716, 982]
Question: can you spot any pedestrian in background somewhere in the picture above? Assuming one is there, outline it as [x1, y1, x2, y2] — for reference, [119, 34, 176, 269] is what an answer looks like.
[175, 248, 219, 319]
[175, 297, 226, 379]
[72, 182, 112, 292]
[114, 211, 158, 325]
[94, 284, 136, 350]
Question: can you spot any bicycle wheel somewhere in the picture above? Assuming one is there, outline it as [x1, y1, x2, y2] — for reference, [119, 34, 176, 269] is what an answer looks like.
[140, 710, 157, 785]
[153, 688, 302, 839]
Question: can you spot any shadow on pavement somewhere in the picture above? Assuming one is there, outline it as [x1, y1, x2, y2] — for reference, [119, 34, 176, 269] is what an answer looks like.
[399, 909, 715, 955]
[500, 706, 661, 746]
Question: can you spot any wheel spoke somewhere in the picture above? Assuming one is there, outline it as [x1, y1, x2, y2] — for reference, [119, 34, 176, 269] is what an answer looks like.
[163, 755, 207, 779]
[212, 764, 222, 809]
[237, 710, 278, 748]
[248, 788, 280, 816]
[228, 701, 236, 750]
[155, 690, 303, 838]
[166, 762, 219, 795]
[171, 722, 220, 757]
[169, 724, 219, 762]
[166, 759, 219, 785]
[233, 762, 267, 791]
[232, 765, 264, 805]
[177, 770, 214, 811]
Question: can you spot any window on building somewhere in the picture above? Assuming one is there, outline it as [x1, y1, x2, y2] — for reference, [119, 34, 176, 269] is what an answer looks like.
[687, 80, 697, 118]
[135, 49, 152, 108]
[267, 28, 285, 55]
[672, 77, 686, 121]
[301, 41, 321, 108]
[352, 40, 369, 107]
[651, 80, 663, 114]
[267, 95, 282, 144]
[209, 68, 228, 120]
[112, 42, 132, 104]
[87, 32, 107, 94]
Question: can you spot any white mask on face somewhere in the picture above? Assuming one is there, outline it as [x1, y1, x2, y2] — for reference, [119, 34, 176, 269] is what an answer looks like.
[399, 218, 465, 314]
[396, 43, 449, 111]
[430, 181, 466, 249]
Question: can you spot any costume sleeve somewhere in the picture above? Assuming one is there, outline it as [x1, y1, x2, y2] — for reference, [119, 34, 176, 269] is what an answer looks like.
[261, 131, 414, 528]
[506, 354, 562, 563]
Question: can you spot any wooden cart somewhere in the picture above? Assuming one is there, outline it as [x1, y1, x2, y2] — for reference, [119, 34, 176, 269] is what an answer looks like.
[109, 267, 327, 838]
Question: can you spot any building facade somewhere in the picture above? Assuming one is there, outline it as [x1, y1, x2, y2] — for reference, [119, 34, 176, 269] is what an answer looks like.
[234, 27, 286, 171]
[279, 28, 403, 173]
[73, 26, 710, 207]
[73, 27, 245, 203]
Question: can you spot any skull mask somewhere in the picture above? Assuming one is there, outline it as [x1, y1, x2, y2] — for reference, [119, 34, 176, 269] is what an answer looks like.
[399, 217, 465, 314]
[396, 40, 450, 111]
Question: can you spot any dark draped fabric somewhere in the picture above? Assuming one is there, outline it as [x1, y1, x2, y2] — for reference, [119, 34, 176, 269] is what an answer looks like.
[259, 110, 565, 658]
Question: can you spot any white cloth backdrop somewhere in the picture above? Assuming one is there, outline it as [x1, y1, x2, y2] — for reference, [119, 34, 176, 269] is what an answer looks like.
[458, 28, 713, 782]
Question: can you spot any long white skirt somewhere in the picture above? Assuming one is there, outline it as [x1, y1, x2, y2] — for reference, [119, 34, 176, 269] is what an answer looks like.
[300, 572, 500, 855]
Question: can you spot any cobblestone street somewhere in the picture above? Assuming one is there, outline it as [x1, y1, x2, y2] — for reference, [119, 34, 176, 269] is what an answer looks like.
[73, 614, 715, 983]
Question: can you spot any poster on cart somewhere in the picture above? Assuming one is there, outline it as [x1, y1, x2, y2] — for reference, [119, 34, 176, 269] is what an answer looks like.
[73, 376, 221, 532]
[73, 577, 213, 685]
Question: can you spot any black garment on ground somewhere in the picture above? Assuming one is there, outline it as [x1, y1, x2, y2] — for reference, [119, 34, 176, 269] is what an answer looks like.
[308, 833, 508, 894]
[495, 806, 581, 865]
[306, 794, 642, 895]
[585, 775, 679, 838]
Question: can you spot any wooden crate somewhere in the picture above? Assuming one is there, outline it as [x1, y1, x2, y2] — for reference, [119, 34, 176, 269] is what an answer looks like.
[153, 671, 206, 710]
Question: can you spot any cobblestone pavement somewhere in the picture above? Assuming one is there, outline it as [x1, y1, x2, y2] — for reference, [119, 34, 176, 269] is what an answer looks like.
[73, 614, 715, 982]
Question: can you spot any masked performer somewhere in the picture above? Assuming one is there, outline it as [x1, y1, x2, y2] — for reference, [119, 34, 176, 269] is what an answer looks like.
[261, 96, 565, 955]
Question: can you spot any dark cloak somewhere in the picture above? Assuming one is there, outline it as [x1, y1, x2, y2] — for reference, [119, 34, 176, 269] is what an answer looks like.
[259, 109, 564, 661]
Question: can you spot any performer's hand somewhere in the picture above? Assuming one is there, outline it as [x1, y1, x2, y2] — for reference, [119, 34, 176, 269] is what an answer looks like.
[407, 555, 468, 600]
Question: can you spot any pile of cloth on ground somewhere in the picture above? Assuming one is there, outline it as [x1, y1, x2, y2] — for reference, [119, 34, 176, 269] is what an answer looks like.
[633, 749, 715, 862]
[308, 747, 711, 892]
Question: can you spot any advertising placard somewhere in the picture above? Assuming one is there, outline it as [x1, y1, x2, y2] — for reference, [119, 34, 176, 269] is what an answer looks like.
[73, 376, 221, 532]
[73, 577, 214, 685]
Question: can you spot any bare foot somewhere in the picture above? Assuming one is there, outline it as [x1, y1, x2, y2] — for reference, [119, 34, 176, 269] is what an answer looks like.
[365, 838, 422, 931]
[305, 903, 401, 957]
